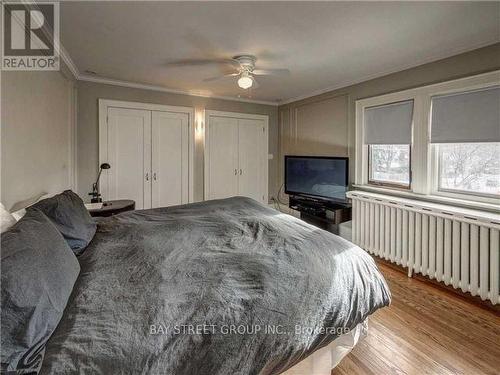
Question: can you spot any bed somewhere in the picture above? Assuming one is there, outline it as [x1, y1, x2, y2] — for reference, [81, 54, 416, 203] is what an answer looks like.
[2, 194, 390, 374]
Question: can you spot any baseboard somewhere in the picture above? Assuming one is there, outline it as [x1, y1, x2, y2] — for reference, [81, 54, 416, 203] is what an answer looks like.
[374, 256, 500, 314]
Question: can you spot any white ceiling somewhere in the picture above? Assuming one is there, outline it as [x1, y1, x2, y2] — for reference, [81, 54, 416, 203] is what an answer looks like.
[61, 1, 500, 104]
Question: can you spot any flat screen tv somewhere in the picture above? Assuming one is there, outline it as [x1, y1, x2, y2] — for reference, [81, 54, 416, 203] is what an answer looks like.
[285, 155, 348, 202]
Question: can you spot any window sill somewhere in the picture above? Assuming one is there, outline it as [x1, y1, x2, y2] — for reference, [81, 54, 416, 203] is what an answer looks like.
[352, 184, 500, 213]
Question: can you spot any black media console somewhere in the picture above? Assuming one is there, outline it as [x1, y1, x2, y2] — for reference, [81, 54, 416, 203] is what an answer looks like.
[289, 195, 351, 235]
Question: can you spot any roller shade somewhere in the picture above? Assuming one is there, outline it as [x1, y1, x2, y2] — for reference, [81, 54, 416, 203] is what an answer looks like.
[431, 86, 500, 143]
[364, 100, 413, 145]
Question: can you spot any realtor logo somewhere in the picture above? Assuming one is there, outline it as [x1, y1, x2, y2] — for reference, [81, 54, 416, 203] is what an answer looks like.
[2, 1, 60, 70]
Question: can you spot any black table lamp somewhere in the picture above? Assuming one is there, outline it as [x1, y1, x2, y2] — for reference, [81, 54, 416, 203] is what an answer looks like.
[89, 163, 111, 203]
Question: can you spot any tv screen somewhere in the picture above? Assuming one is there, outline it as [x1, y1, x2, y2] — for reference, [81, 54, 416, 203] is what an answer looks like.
[285, 156, 348, 201]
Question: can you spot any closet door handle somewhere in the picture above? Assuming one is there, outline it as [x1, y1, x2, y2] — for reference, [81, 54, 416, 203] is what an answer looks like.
[239, 169, 242, 175]
[234, 169, 238, 175]
[153, 172, 157, 181]
[145, 172, 149, 181]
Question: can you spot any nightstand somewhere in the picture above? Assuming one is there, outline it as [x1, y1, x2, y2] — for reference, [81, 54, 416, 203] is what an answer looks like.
[87, 200, 135, 217]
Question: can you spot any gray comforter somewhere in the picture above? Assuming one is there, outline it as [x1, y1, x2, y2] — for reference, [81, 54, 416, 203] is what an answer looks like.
[41, 197, 390, 375]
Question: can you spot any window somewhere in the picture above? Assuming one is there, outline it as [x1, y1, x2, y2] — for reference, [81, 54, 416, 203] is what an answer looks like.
[437, 143, 500, 197]
[355, 71, 499, 205]
[369, 144, 410, 187]
[363, 99, 413, 189]
[431, 85, 499, 201]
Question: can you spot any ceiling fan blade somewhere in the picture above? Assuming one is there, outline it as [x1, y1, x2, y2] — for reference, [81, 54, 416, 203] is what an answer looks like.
[203, 73, 239, 82]
[252, 68, 290, 76]
[166, 58, 240, 67]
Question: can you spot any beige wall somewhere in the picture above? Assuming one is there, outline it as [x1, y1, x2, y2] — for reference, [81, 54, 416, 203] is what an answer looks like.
[76, 81, 279, 202]
[1, 67, 76, 210]
[278, 43, 500, 191]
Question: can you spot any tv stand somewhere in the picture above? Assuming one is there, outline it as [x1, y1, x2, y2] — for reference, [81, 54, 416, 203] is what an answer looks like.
[289, 195, 351, 235]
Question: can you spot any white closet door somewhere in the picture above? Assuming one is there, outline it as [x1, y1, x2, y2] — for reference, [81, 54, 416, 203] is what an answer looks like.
[151, 111, 189, 208]
[238, 119, 266, 203]
[206, 116, 239, 200]
[106, 107, 151, 209]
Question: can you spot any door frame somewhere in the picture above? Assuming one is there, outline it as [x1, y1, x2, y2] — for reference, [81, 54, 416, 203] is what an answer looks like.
[99, 99, 194, 203]
[204, 110, 269, 202]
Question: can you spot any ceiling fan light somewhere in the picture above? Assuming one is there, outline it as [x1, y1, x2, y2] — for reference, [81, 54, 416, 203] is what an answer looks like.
[238, 75, 253, 89]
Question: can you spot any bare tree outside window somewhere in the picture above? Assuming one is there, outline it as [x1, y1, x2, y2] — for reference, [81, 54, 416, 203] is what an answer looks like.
[369, 144, 410, 187]
[438, 143, 500, 196]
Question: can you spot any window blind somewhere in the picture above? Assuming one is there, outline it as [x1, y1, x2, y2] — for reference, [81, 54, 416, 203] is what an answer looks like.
[431, 85, 500, 143]
[364, 100, 413, 145]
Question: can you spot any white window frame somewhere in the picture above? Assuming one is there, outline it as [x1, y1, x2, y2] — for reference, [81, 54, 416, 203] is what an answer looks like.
[355, 70, 500, 207]
[367, 144, 412, 189]
[430, 143, 500, 204]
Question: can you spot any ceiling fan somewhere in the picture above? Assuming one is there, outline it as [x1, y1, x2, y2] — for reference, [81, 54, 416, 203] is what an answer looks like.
[166, 55, 290, 90]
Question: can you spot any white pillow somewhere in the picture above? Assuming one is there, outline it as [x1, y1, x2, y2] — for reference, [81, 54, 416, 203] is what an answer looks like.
[10, 193, 49, 221]
[11, 208, 27, 221]
[1, 203, 16, 233]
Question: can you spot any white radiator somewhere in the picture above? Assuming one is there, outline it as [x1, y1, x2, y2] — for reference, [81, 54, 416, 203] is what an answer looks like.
[347, 191, 500, 305]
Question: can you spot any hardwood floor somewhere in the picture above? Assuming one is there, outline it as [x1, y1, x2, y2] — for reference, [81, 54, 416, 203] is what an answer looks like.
[333, 261, 500, 375]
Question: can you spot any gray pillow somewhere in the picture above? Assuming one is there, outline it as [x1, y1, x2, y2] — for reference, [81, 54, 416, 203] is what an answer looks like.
[30, 190, 96, 255]
[1, 208, 80, 373]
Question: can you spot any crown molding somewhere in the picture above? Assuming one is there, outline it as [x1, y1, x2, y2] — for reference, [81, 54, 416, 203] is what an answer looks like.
[77, 74, 279, 106]
[58, 44, 80, 80]
[54, 20, 499, 108]
[278, 39, 500, 106]
[56, 40, 278, 106]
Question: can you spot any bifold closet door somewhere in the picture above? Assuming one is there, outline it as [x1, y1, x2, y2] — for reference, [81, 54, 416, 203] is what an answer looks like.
[206, 116, 239, 200]
[238, 119, 266, 203]
[106, 107, 151, 209]
[151, 111, 189, 207]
